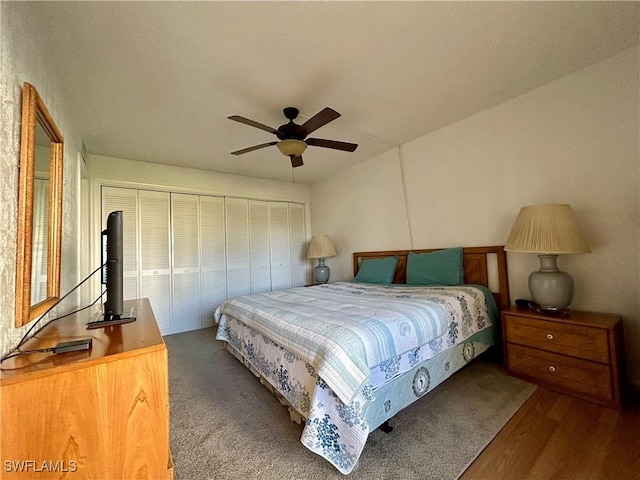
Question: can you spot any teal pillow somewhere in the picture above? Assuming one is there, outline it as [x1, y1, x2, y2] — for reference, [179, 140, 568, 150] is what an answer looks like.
[353, 256, 398, 284]
[406, 248, 464, 286]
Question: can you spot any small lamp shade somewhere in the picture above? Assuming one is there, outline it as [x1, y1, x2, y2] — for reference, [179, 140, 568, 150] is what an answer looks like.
[307, 235, 337, 284]
[504, 204, 590, 310]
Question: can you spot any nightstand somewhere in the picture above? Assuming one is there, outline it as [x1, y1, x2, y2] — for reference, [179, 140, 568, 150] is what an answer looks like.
[501, 306, 625, 409]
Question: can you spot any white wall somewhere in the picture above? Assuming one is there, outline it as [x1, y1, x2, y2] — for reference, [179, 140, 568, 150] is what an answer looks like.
[0, 3, 82, 356]
[310, 47, 640, 385]
[310, 149, 411, 281]
[88, 154, 310, 204]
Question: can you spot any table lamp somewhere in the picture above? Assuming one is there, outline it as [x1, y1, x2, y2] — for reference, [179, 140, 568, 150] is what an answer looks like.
[504, 204, 590, 311]
[307, 235, 337, 284]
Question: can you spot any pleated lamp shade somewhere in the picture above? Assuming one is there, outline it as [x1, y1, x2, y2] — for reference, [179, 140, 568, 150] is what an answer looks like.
[307, 235, 337, 259]
[504, 204, 590, 254]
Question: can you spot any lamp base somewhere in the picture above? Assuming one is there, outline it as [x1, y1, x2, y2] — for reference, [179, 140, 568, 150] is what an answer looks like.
[528, 254, 574, 310]
[314, 258, 330, 284]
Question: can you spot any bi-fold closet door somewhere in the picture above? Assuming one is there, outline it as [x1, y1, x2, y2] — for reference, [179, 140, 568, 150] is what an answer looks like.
[200, 196, 227, 328]
[101, 186, 307, 335]
[170, 193, 229, 331]
[227, 198, 307, 296]
[101, 188, 174, 331]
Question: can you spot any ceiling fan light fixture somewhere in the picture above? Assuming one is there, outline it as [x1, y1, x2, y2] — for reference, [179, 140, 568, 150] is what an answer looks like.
[277, 139, 307, 157]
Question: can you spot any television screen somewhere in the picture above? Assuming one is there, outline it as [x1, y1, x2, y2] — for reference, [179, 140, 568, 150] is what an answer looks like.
[87, 210, 135, 329]
[103, 210, 123, 318]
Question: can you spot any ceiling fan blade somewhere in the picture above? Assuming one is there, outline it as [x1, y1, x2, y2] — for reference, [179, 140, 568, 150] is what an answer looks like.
[299, 108, 341, 136]
[290, 155, 304, 168]
[306, 138, 358, 152]
[228, 115, 282, 135]
[231, 141, 277, 155]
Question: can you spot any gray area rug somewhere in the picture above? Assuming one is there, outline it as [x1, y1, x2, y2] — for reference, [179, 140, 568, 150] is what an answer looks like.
[165, 328, 536, 480]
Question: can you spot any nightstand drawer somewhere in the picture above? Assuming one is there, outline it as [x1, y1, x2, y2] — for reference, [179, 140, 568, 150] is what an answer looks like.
[504, 314, 610, 363]
[507, 344, 613, 402]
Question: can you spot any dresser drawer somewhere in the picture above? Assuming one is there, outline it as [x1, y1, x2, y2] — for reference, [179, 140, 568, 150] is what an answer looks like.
[507, 344, 613, 402]
[504, 314, 610, 363]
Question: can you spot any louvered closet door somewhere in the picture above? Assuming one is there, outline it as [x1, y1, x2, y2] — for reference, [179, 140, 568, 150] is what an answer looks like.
[289, 203, 307, 287]
[139, 190, 172, 331]
[249, 200, 271, 294]
[171, 193, 201, 333]
[101, 186, 139, 300]
[269, 202, 291, 291]
[200, 196, 226, 327]
[225, 198, 250, 299]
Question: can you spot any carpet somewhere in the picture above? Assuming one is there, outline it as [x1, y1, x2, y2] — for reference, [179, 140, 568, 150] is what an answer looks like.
[165, 327, 536, 480]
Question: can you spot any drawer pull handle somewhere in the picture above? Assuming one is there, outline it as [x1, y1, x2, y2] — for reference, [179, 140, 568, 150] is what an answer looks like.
[548, 365, 556, 373]
[546, 333, 554, 340]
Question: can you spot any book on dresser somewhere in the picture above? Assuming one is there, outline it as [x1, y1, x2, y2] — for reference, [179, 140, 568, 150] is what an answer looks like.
[0, 298, 173, 479]
[501, 305, 625, 409]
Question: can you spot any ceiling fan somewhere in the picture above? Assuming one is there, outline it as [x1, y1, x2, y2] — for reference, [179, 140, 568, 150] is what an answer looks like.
[228, 107, 358, 168]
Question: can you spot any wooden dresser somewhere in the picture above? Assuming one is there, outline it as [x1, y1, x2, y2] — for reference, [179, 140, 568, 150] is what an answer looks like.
[502, 306, 625, 409]
[0, 298, 173, 479]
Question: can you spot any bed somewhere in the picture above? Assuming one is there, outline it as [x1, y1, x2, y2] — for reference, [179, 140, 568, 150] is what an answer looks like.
[214, 246, 509, 474]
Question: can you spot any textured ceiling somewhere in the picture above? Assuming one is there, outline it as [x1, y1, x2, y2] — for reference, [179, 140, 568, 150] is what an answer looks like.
[20, 1, 640, 184]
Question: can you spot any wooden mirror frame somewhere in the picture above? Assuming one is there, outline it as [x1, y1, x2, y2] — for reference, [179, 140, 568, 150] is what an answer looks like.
[15, 82, 64, 327]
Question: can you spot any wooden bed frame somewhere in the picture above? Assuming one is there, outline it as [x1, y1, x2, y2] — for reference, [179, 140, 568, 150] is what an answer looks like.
[353, 245, 510, 310]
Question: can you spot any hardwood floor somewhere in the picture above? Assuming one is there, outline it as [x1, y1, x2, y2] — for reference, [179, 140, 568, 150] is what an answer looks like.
[460, 386, 640, 480]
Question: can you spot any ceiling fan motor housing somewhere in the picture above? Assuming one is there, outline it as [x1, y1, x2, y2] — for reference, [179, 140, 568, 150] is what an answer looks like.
[277, 107, 305, 140]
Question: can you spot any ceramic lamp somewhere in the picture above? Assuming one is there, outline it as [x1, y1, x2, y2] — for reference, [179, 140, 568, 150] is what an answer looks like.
[307, 235, 337, 284]
[504, 204, 590, 311]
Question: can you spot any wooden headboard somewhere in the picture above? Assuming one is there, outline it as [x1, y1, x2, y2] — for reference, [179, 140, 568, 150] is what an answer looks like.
[353, 246, 510, 310]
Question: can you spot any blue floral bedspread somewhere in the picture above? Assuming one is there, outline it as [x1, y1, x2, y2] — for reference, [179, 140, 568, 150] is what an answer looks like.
[214, 283, 494, 474]
[216, 282, 490, 405]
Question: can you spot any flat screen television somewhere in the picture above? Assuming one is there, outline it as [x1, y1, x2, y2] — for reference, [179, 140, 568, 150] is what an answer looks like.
[87, 210, 136, 329]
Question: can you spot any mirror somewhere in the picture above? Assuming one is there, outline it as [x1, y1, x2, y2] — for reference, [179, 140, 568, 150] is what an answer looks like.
[15, 82, 63, 327]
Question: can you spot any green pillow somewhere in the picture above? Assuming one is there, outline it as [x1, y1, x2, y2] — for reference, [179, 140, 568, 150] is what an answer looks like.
[353, 256, 398, 284]
[406, 248, 464, 286]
